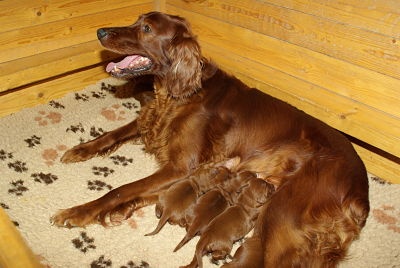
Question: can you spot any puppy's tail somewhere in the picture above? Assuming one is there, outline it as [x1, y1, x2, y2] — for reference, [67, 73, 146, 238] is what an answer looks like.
[195, 237, 208, 268]
[174, 232, 195, 252]
[145, 211, 169, 236]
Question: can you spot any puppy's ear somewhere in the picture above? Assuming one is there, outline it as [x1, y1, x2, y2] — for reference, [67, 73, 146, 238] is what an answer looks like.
[165, 35, 202, 98]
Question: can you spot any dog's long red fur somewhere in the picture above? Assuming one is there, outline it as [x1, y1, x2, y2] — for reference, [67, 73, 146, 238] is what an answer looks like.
[51, 12, 369, 267]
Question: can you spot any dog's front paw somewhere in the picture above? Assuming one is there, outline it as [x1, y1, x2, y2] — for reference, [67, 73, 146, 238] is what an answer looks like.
[50, 206, 97, 228]
[61, 144, 96, 163]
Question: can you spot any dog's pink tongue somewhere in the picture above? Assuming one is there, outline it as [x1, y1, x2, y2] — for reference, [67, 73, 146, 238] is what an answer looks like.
[106, 55, 140, 72]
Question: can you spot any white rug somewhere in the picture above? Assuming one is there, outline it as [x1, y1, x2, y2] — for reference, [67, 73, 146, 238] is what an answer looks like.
[0, 78, 399, 268]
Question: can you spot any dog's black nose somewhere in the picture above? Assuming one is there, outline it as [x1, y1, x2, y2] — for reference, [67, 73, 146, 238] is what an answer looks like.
[97, 28, 108, 40]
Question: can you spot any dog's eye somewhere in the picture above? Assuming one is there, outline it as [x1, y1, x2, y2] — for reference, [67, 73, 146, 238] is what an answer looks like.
[143, 24, 151, 33]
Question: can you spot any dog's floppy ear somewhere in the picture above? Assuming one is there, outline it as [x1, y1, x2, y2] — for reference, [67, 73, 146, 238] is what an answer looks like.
[165, 34, 202, 98]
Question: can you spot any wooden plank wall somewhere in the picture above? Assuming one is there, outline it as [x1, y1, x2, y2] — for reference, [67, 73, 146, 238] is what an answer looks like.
[0, 0, 154, 115]
[0, 0, 398, 183]
[162, 0, 400, 183]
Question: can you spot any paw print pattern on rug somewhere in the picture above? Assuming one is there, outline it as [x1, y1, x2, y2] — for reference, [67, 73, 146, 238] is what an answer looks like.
[0, 149, 13, 161]
[8, 160, 28, 173]
[72, 232, 96, 253]
[66, 123, 85, 133]
[8, 180, 29, 196]
[87, 180, 112, 191]
[91, 255, 112, 268]
[1, 203, 10, 209]
[24, 135, 41, 148]
[77, 127, 106, 144]
[101, 104, 127, 121]
[122, 102, 139, 110]
[371, 176, 391, 185]
[41, 145, 67, 166]
[121, 260, 150, 268]
[31, 172, 58, 185]
[1, 150, 29, 173]
[89, 126, 105, 138]
[373, 205, 400, 233]
[74, 93, 89, 101]
[92, 166, 115, 177]
[110, 155, 133, 166]
[0, 203, 19, 226]
[34, 111, 62, 126]
[49, 100, 65, 109]
[91, 91, 107, 99]
[100, 82, 116, 94]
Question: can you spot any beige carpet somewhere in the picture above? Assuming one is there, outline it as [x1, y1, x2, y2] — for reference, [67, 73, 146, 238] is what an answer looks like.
[1, 78, 399, 268]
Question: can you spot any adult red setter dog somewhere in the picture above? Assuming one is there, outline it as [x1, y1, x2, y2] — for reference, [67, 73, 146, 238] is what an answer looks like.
[51, 12, 369, 267]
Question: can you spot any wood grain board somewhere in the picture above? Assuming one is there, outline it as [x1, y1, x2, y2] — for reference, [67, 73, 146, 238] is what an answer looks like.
[0, 0, 153, 93]
[164, 0, 399, 182]
[0, 0, 398, 183]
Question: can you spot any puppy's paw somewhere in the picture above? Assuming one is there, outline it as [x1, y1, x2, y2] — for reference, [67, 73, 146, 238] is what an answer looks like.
[155, 203, 163, 218]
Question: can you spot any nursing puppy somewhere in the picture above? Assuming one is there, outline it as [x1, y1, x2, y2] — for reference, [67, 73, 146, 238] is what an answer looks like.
[174, 189, 228, 252]
[174, 171, 258, 251]
[221, 236, 263, 268]
[182, 178, 275, 268]
[146, 158, 238, 235]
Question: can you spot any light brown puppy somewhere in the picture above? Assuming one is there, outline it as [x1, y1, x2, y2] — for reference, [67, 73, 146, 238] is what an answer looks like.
[174, 171, 257, 251]
[174, 189, 228, 252]
[182, 178, 275, 268]
[218, 171, 258, 204]
[146, 159, 237, 235]
[221, 236, 263, 268]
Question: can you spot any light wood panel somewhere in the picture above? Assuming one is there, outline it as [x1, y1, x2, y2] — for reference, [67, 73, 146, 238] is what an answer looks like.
[0, 66, 109, 117]
[154, 0, 166, 11]
[198, 41, 400, 157]
[0, 0, 397, 185]
[198, 42, 399, 182]
[0, 3, 152, 63]
[167, 0, 400, 79]
[0, 0, 154, 93]
[0, 41, 118, 92]
[166, 5, 400, 119]
[263, 0, 400, 38]
[353, 144, 399, 184]
[166, 6, 400, 153]
[0, 0, 151, 32]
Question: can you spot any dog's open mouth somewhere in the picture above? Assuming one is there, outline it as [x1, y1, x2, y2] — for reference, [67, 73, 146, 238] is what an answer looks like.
[106, 55, 152, 76]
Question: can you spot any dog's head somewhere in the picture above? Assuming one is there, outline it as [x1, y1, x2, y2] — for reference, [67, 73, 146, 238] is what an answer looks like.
[97, 12, 203, 99]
